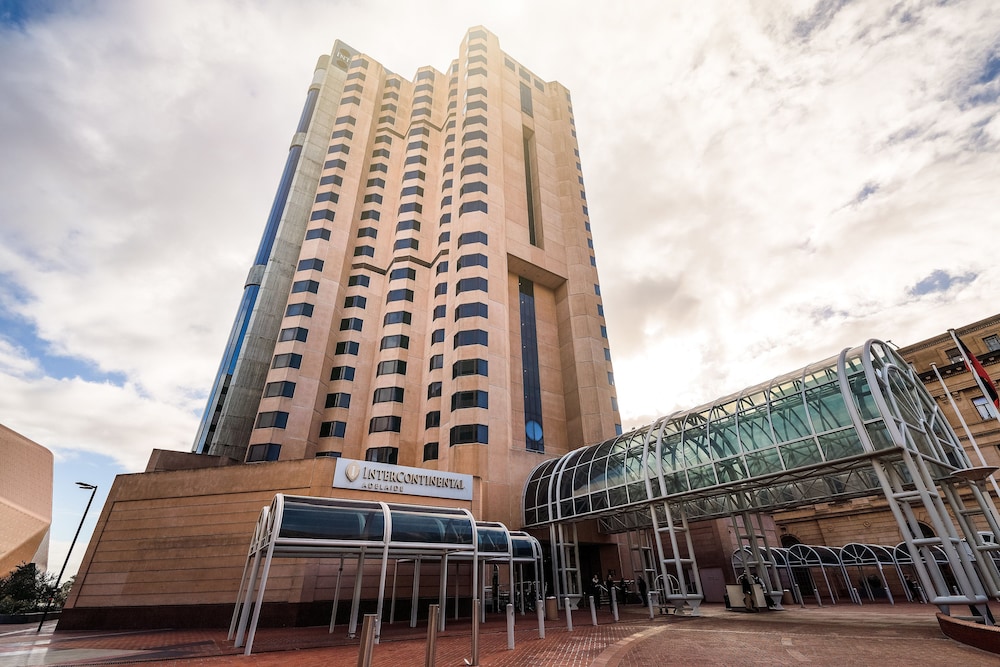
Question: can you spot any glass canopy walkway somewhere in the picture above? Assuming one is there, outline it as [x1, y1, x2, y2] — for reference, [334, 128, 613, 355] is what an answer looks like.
[523, 340, 1000, 620]
[229, 494, 542, 655]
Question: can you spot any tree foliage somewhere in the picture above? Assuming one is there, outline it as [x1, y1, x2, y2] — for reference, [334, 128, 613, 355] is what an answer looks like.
[0, 563, 70, 614]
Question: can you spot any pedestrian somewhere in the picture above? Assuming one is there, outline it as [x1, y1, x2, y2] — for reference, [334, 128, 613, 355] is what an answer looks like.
[739, 572, 757, 612]
[637, 576, 648, 605]
[591, 574, 602, 609]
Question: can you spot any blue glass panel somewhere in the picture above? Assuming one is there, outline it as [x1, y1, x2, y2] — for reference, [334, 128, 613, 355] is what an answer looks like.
[279, 502, 385, 541]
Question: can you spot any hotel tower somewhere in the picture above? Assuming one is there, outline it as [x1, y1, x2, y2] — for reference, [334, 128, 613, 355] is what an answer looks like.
[192, 27, 620, 527]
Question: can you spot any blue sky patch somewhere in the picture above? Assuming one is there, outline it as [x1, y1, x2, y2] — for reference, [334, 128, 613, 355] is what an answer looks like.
[908, 269, 977, 296]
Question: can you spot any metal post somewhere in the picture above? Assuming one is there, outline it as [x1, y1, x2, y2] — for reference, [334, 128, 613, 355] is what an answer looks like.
[425, 604, 439, 667]
[469, 598, 480, 666]
[37, 482, 97, 633]
[357, 613, 376, 667]
[536, 598, 545, 638]
[611, 586, 619, 622]
[330, 556, 344, 632]
[506, 603, 515, 649]
[648, 590, 656, 619]
[589, 595, 597, 625]
[565, 596, 574, 631]
[410, 558, 421, 628]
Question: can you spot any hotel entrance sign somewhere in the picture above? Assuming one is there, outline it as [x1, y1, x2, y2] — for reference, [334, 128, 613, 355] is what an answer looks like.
[333, 458, 473, 501]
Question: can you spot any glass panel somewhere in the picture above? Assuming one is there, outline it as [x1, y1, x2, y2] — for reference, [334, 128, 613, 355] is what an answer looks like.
[590, 491, 609, 511]
[770, 393, 812, 443]
[390, 510, 473, 544]
[626, 482, 648, 503]
[779, 439, 823, 468]
[687, 464, 716, 489]
[279, 502, 385, 541]
[850, 374, 879, 420]
[745, 448, 783, 476]
[477, 526, 509, 553]
[817, 429, 864, 460]
[715, 457, 746, 483]
[805, 383, 852, 431]
[512, 537, 535, 559]
[865, 421, 894, 450]
[662, 472, 688, 495]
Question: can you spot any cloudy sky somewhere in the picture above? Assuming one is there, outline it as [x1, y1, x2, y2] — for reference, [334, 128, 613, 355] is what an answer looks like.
[2, 0, 999, 575]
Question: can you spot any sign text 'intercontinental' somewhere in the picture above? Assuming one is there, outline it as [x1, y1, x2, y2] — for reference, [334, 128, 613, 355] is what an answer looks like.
[332, 458, 473, 501]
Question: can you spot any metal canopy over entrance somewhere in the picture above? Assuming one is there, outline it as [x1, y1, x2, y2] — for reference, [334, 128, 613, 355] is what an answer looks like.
[523, 340, 1000, 620]
[230, 494, 542, 655]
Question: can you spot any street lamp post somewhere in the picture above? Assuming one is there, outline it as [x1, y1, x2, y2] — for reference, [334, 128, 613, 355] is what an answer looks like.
[36, 482, 98, 633]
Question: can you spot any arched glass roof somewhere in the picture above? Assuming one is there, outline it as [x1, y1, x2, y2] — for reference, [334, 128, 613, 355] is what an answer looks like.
[524, 340, 969, 528]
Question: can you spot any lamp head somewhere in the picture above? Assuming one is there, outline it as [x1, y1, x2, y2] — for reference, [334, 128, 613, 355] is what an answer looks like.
[75, 482, 97, 490]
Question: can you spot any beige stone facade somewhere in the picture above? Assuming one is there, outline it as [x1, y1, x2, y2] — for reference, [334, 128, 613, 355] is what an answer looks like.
[0, 423, 53, 575]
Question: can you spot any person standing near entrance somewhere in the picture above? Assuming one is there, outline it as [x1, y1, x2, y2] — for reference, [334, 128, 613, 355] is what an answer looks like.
[590, 574, 602, 609]
[739, 572, 757, 612]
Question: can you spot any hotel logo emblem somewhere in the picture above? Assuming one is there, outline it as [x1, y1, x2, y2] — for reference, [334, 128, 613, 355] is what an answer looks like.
[345, 462, 361, 482]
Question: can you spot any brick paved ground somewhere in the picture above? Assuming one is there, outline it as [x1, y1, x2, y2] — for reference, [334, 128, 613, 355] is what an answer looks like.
[2, 601, 999, 666]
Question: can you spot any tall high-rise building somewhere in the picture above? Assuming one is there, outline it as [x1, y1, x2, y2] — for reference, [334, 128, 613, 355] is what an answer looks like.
[193, 27, 621, 527]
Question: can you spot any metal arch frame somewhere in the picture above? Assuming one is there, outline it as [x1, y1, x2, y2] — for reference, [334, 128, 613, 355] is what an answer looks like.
[230, 494, 481, 655]
[522, 339, 1000, 623]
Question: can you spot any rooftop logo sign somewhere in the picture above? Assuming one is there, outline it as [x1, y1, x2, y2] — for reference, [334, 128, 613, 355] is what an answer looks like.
[333, 458, 473, 501]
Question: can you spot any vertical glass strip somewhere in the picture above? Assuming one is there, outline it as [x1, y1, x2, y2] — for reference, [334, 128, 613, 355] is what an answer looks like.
[519, 278, 544, 452]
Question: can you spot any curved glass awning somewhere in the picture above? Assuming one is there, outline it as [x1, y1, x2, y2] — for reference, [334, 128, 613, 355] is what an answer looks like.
[524, 340, 970, 528]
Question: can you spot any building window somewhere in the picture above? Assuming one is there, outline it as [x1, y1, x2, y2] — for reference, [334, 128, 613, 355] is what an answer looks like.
[401, 185, 425, 197]
[436, 261, 449, 274]
[440, 213, 452, 224]
[286, 303, 314, 318]
[454, 329, 488, 348]
[327, 145, 350, 157]
[335, 341, 359, 355]
[604, 348, 612, 361]
[332, 128, 354, 139]
[348, 274, 370, 287]
[390, 267, 417, 281]
[394, 238, 419, 251]
[246, 443, 281, 462]
[453, 358, 488, 378]
[324, 158, 347, 171]
[520, 82, 534, 115]
[383, 311, 412, 326]
[431, 329, 445, 344]
[429, 354, 444, 370]
[292, 280, 320, 294]
[365, 446, 399, 463]
[255, 411, 289, 429]
[387, 288, 414, 303]
[456, 277, 488, 294]
[311, 209, 335, 222]
[425, 411, 441, 428]
[519, 278, 544, 452]
[272, 353, 302, 369]
[354, 245, 375, 258]
[985, 335, 1000, 352]
[380, 334, 410, 350]
[330, 366, 355, 381]
[319, 421, 347, 438]
[973, 396, 994, 420]
[264, 381, 296, 398]
[458, 231, 488, 247]
[608, 372, 615, 385]
[344, 295, 367, 309]
[600, 325, 608, 339]
[462, 163, 488, 178]
[377, 360, 408, 376]
[367, 177, 386, 188]
[305, 228, 331, 241]
[325, 392, 351, 409]
[340, 318, 363, 332]
[463, 128, 488, 142]
[279, 327, 308, 343]
[423, 442, 439, 461]
[373, 386, 405, 403]
[451, 390, 488, 410]
[461, 146, 488, 161]
[433, 305, 447, 320]
[460, 181, 488, 196]
[459, 200, 488, 215]
[434, 282, 448, 296]
[369, 416, 402, 434]
[457, 253, 488, 270]
[298, 258, 325, 272]
[450, 424, 488, 445]
[363, 192, 384, 204]
[360, 209, 380, 221]
[946, 347, 963, 364]
[427, 381, 442, 398]
[455, 302, 488, 320]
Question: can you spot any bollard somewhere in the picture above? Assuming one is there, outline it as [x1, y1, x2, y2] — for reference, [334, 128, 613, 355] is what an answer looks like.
[647, 591, 655, 619]
[425, 604, 439, 667]
[536, 598, 546, 638]
[610, 586, 619, 622]
[506, 603, 515, 650]
[466, 598, 480, 666]
[565, 597, 574, 631]
[589, 595, 597, 626]
[357, 613, 376, 667]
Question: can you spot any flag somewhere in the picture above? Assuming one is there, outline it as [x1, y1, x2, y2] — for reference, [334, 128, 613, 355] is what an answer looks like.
[955, 334, 1000, 409]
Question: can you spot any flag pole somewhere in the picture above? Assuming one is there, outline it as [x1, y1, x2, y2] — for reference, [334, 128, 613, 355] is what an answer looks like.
[931, 362, 1000, 503]
[948, 329, 1000, 425]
